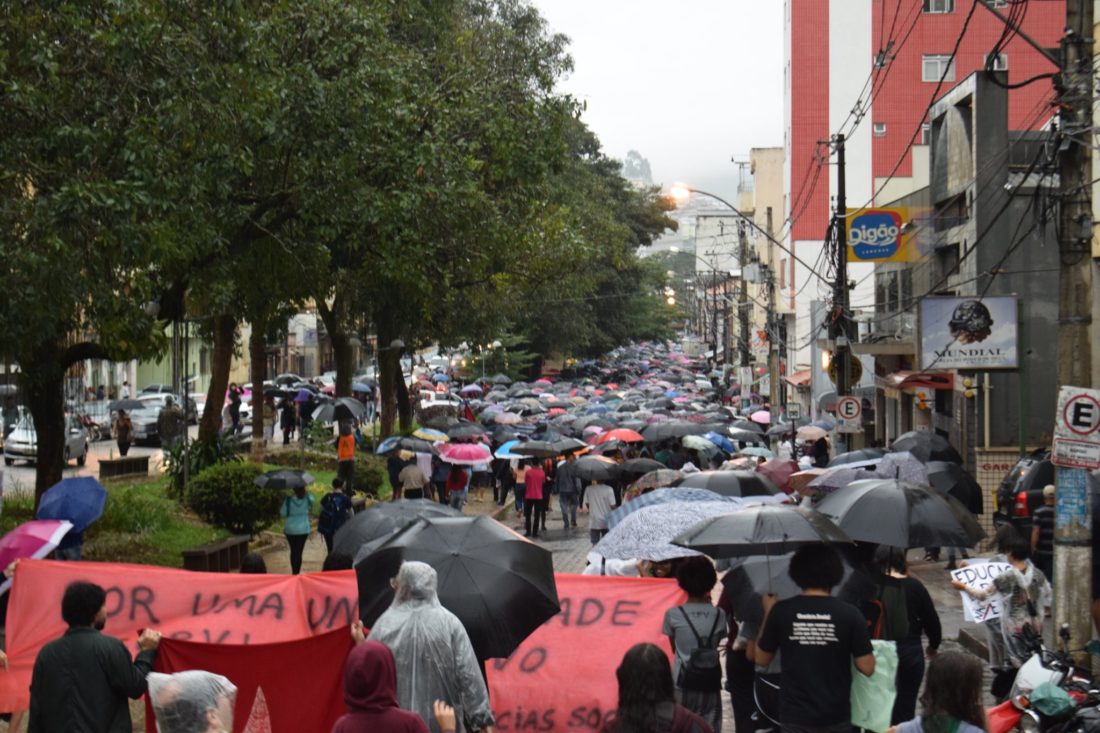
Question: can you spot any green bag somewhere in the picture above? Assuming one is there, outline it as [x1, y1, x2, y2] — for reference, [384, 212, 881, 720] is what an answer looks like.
[850, 639, 898, 733]
[1031, 682, 1075, 719]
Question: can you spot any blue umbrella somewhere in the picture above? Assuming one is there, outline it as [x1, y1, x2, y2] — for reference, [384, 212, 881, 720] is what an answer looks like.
[293, 388, 313, 403]
[810, 418, 836, 431]
[494, 440, 525, 459]
[606, 487, 739, 529]
[36, 477, 107, 533]
[375, 436, 402, 455]
[431, 373, 451, 383]
[703, 431, 735, 453]
[352, 382, 372, 393]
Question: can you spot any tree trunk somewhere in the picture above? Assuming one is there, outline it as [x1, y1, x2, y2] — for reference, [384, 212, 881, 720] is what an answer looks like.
[376, 315, 398, 436]
[249, 323, 267, 462]
[396, 370, 412, 431]
[199, 314, 236, 442]
[22, 349, 66, 509]
[331, 333, 353, 398]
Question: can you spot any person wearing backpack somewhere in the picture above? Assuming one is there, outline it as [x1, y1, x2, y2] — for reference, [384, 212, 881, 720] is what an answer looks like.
[662, 556, 727, 733]
[318, 478, 354, 555]
[874, 546, 942, 725]
[280, 485, 314, 575]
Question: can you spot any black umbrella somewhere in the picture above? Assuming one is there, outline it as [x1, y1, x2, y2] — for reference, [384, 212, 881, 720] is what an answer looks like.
[673, 504, 852, 558]
[447, 423, 488, 441]
[332, 499, 462, 557]
[511, 440, 559, 459]
[828, 448, 887, 467]
[727, 429, 767, 446]
[674, 471, 780, 498]
[312, 397, 366, 424]
[552, 438, 588, 455]
[490, 374, 513, 385]
[253, 469, 315, 491]
[397, 436, 436, 454]
[926, 461, 984, 514]
[356, 516, 560, 659]
[890, 431, 963, 464]
[722, 550, 855, 601]
[815, 478, 986, 548]
[641, 421, 711, 443]
[573, 456, 622, 483]
[423, 415, 461, 430]
[620, 458, 666, 475]
[491, 426, 519, 444]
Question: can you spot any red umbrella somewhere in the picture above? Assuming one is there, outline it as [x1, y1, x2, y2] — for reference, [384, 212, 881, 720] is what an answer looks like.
[757, 458, 800, 494]
[597, 428, 645, 444]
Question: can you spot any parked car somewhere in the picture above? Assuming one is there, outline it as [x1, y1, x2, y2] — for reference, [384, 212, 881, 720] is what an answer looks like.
[129, 404, 161, 445]
[139, 383, 174, 395]
[136, 393, 197, 424]
[993, 449, 1053, 534]
[3, 415, 89, 467]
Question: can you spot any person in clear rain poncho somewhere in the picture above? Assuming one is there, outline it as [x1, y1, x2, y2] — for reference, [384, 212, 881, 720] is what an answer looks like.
[364, 561, 495, 733]
[147, 670, 236, 733]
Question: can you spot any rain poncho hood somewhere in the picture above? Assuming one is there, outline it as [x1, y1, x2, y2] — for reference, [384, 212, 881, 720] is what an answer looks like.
[367, 561, 494, 733]
[333, 640, 428, 733]
[148, 670, 237, 733]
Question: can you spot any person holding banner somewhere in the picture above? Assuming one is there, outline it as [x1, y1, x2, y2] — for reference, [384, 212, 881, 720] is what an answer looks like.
[28, 581, 162, 733]
[951, 536, 1051, 665]
[333, 640, 430, 733]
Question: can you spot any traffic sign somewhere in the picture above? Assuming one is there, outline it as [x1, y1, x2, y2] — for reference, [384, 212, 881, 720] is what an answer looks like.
[786, 403, 801, 421]
[836, 396, 863, 434]
[1052, 386, 1100, 469]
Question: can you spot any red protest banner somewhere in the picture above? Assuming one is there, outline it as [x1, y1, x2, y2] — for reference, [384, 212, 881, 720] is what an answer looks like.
[486, 575, 684, 733]
[0, 560, 359, 710]
[0, 560, 684, 733]
[146, 628, 353, 733]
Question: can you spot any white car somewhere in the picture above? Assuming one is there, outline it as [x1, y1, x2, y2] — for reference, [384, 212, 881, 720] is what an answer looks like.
[4, 415, 88, 467]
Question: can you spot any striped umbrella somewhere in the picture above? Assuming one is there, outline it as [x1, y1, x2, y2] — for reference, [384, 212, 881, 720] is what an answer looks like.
[606, 487, 737, 529]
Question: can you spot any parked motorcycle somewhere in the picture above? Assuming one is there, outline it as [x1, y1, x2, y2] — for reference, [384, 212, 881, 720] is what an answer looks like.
[988, 624, 1100, 733]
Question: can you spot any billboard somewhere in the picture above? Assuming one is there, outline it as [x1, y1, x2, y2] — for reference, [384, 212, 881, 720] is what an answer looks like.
[846, 208, 918, 263]
[918, 296, 1018, 370]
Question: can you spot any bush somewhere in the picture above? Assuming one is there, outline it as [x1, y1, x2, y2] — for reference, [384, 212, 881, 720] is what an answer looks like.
[352, 454, 387, 498]
[186, 462, 282, 536]
[164, 432, 243, 500]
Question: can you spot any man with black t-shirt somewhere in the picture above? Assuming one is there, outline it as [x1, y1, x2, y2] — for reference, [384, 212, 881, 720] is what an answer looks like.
[756, 543, 875, 733]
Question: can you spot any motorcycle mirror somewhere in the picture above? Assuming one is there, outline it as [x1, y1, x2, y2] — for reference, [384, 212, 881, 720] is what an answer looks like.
[1059, 623, 1071, 641]
[1086, 639, 1100, 656]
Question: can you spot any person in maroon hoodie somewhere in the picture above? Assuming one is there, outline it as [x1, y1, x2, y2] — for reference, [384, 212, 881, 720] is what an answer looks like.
[333, 640, 429, 733]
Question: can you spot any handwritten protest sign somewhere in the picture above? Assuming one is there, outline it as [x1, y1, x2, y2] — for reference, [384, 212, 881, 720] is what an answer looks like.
[950, 561, 1011, 622]
[0, 559, 682, 733]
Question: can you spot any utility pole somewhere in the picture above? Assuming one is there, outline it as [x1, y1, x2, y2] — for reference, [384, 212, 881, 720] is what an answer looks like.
[738, 222, 751, 367]
[830, 134, 854, 399]
[1053, 0, 1093, 664]
[766, 207, 781, 410]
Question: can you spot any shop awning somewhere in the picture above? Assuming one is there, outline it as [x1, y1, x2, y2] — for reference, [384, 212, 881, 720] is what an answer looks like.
[882, 370, 954, 391]
[784, 368, 811, 388]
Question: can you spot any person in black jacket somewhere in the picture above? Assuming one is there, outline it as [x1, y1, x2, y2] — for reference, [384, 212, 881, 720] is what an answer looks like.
[29, 581, 162, 733]
[874, 546, 942, 725]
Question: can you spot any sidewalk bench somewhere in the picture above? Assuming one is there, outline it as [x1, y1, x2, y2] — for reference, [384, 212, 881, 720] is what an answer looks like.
[181, 535, 251, 572]
[99, 456, 150, 480]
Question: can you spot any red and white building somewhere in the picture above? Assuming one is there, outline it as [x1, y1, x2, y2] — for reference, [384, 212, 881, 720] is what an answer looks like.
[783, 0, 1064, 362]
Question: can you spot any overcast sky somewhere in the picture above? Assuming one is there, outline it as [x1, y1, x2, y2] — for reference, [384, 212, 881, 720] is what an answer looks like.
[532, 0, 786, 202]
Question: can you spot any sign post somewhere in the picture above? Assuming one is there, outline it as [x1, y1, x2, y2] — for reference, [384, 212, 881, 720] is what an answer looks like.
[1050, 385, 1096, 665]
[836, 396, 862, 434]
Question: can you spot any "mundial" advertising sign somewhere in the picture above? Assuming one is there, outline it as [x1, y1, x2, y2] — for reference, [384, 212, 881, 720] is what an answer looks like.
[845, 208, 916, 263]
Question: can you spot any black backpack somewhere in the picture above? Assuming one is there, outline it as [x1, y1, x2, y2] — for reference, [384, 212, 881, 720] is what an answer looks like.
[676, 607, 722, 692]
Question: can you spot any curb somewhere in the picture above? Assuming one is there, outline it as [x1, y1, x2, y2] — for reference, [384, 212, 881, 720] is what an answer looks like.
[958, 627, 989, 660]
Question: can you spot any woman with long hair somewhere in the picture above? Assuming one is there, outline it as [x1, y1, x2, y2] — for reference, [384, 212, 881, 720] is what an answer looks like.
[888, 651, 987, 733]
[599, 643, 713, 733]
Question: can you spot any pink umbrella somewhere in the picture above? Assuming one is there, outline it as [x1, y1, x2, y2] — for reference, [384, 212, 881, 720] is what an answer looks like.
[439, 443, 492, 465]
[534, 378, 553, 386]
[493, 412, 523, 425]
[0, 519, 73, 594]
[757, 458, 800, 494]
[750, 410, 772, 425]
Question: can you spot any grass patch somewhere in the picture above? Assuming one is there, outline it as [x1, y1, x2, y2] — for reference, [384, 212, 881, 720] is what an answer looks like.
[1, 477, 229, 568]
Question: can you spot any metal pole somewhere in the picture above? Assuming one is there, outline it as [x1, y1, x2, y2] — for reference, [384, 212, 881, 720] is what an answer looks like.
[833, 133, 852, 399]
[738, 222, 751, 367]
[1054, 0, 1093, 664]
[766, 207, 780, 410]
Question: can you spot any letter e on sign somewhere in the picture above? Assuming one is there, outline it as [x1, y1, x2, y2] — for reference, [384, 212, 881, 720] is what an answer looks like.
[837, 397, 861, 421]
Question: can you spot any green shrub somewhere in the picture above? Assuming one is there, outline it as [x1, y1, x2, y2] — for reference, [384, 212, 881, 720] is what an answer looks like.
[352, 454, 387, 498]
[186, 462, 282, 536]
[164, 432, 243, 500]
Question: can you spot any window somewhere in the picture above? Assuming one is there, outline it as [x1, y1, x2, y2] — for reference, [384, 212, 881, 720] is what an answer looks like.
[873, 122, 887, 137]
[923, 0, 955, 12]
[922, 54, 956, 82]
[984, 52, 1008, 71]
[984, 0, 1008, 7]
[921, 123, 932, 144]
